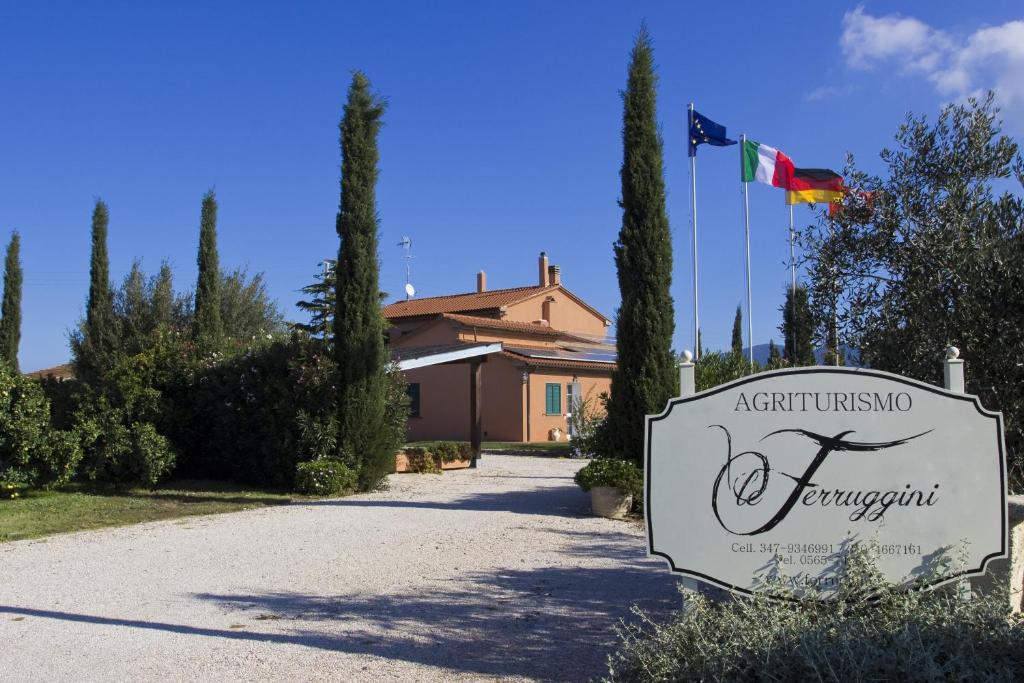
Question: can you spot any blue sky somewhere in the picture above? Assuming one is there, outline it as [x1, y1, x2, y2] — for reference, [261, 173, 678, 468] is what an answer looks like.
[2, 1, 1022, 371]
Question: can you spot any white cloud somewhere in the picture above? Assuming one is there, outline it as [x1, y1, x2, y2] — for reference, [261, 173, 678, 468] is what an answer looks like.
[840, 6, 951, 73]
[839, 7, 1024, 125]
[804, 84, 856, 102]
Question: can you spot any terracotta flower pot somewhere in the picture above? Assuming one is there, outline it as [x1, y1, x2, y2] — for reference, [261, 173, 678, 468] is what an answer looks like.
[590, 486, 633, 519]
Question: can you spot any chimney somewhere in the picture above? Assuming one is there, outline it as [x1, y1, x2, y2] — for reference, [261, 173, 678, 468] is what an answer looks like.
[476, 270, 487, 293]
[538, 252, 549, 287]
[548, 265, 561, 286]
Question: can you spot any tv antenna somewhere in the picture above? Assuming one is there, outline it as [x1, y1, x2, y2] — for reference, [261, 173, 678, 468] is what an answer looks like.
[398, 236, 416, 299]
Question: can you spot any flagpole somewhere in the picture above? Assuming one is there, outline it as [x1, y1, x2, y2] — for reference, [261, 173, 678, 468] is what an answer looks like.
[740, 133, 753, 369]
[789, 203, 796, 361]
[830, 215, 839, 366]
[688, 103, 699, 361]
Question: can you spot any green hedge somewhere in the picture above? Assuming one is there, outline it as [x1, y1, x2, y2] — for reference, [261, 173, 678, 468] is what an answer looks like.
[401, 441, 472, 474]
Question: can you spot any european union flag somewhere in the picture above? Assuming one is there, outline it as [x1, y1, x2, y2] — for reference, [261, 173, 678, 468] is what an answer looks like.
[688, 110, 736, 157]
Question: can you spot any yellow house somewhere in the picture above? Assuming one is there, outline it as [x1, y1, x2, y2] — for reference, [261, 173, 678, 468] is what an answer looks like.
[385, 252, 615, 444]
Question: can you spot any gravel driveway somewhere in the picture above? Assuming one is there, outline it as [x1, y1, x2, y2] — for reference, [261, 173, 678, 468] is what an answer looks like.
[0, 455, 679, 682]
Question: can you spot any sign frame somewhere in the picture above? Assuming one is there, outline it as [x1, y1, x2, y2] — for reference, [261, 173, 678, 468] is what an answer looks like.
[644, 365, 1008, 599]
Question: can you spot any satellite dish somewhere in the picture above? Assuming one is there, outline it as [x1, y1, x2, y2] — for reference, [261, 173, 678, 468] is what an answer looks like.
[404, 283, 416, 298]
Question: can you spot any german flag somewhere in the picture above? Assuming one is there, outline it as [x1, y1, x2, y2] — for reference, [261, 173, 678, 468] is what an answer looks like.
[785, 168, 845, 205]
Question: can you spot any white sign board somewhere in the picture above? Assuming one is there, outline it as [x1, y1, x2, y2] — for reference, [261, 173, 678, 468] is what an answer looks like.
[645, 367, 1007, 598]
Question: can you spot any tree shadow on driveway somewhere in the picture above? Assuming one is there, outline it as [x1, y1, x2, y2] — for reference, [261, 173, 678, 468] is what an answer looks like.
[187, 525, 679, 681]
[1, 528, 679, 681]
[299, 482, 595, 519]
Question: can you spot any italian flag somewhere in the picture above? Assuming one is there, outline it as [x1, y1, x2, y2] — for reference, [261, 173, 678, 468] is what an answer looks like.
[741, 140, 794, 188]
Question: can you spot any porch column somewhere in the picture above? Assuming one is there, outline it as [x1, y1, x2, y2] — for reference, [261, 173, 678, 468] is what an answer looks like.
[469, 359, 482, 467]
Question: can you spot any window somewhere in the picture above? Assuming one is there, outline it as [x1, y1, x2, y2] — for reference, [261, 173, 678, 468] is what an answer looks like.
[407, 383, 421, 418]
[545, 383, 562, 415]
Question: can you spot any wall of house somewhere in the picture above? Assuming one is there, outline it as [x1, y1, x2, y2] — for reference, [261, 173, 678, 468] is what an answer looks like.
[403, 355, 525, 443]
[502, 288, 609, 337]
[392, 320, 460, 348]
[525, 367, 611, 443]
[454, 327, 561, 348]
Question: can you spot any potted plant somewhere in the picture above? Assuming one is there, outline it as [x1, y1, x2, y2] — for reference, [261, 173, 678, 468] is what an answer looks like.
[574, 458, 642, 519]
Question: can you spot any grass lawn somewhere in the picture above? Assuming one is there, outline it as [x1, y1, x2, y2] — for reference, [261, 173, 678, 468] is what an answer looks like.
[0, 480, 306, 543]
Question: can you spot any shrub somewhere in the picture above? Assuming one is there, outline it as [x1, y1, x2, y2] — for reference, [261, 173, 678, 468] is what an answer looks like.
[569, 390, 604, 458]
[72, 337, 178, 488]
[36, 375, 78, 430]
[355, 362, 410, 489]
[167, 332, 346, 488]
[295, 458, 357, 495]
[399, 441, 471, 474]
[604, 545, 1024, 682]
[0, 481, 26, 499]
[574, 458, 642, 498]
[33, 430, 83, 487]
[77, 411, 176, 488]
[0, 364, 82, 488]
[402, 447, 440, 474]
[431, 441, 472, 463]
[695, 350, 764, 392]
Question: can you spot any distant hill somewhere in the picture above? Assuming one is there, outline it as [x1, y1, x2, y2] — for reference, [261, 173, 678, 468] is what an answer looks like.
[731, 343, 861, 367]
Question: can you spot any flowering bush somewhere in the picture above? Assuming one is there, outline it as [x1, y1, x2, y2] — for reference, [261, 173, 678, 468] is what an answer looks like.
[294, 458, 357, 495]
[574, 458, 642, 498]
[0, 364, 81, 488]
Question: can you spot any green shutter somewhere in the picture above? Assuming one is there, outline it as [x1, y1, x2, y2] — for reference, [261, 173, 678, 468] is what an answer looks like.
[545, 383, 561, 415]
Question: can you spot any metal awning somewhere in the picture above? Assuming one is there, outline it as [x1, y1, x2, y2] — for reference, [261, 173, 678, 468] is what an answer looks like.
[391, 342, 503, 371]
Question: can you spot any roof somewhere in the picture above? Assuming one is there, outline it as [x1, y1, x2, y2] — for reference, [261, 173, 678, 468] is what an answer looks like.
[25, 363, 74, 380]
[384, 285, 555, 318]
[441, 313, 589, 341]
[501, 350, 617, 372]
[391, 342, 503, 370]
[503, 344, 617, 372]
[383, 284, 611, 324]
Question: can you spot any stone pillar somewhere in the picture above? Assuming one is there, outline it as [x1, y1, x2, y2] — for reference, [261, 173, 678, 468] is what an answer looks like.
[972, 497, 1024, 612]
[944, 346, 965, 393]
[677, 350, 703, 596]
[679, 350, 696, 397]
[949, 345, 1020, 610]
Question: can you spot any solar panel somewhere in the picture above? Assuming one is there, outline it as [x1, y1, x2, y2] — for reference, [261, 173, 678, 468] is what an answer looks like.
[505, 346, 617, 364]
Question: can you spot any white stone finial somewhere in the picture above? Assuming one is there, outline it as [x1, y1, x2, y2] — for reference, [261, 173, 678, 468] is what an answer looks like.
[946, 346, 960, 360]
[681, 350, 694, 364]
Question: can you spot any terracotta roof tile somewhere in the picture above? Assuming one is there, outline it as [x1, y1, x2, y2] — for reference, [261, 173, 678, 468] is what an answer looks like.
[441, 313, 588, 341]
[383, 285, 557, 318]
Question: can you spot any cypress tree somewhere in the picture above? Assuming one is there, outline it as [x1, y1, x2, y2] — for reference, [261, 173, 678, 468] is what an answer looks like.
[598, 28, 678, 464]
[193, 189, 223, 348]
[334, 71, 389, 489]
[731, 305, 743, 355]
[0, 232, 22, 370]
[780, 283, 815, 365]
[151, 261, 175, 329]
[768, 339, 781, 365]
[75, 199, 119, 384]
[116, 260, 149, 356]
